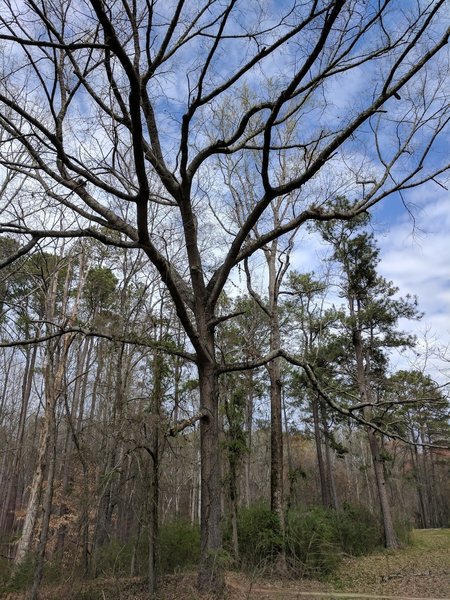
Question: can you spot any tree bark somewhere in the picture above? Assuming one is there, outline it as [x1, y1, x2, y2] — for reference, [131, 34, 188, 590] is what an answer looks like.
[14, 406, 50, 566]
[321, 402, 339, 511]
[312, 394, 330, 508]
[197, 354, 224, 594]
[2, 344, 38, 537]
[147, 351, 162, 597]
[410, 442, 429, 528]
[366, 427, 399, 548]
[28, 422, 57, 600]
[352, 323, 399, 549]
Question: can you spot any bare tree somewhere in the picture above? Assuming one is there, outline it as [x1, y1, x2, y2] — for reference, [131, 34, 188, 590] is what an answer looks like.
[1, 0, 449, 591]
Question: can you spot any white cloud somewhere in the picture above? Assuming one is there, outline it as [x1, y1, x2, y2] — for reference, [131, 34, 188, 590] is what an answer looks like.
[375, 185, 450, 382]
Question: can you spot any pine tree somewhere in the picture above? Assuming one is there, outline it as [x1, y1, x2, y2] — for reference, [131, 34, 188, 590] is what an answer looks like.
[318, 206, 421, 548]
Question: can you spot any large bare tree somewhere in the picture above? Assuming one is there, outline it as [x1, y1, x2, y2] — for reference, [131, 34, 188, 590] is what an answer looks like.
[1, 0, 449, 591]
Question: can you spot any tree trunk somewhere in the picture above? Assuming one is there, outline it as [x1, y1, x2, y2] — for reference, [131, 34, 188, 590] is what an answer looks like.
[410, 443, 429, 528]
[264, 239, 287, 566]
[28, 422, 57, 600]
[197, 356, 224, 594]
[14, 407, 50, 566]
[229, 453, 239, 564]
[352, 319, 399, 549]
[93, 344, 125, 551]
[55, 336, 90, 555]
[321, 402, 339, 511]
[312, 394, 330, 508]
[147, 351, 162, 597]
[366, 427, 399, 548]
[266, 353, 287, 571]
[2, 344, 38, 536]
[244, 374, 253, 508]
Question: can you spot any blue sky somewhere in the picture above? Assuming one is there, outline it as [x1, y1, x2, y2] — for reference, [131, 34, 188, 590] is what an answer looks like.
[374, 184, 450, 382]
[289, 181, 450, 384]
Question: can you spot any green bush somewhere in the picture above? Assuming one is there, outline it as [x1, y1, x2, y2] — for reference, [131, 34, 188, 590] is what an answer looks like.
[158, 520, 200, 574]
[285, 507, 340, 578]
[0, 555, 12, 588]
[234, 503, 283, 569]
[91, 538, 134, 577]
[89, 521, 200, 578]
[3, 557, 35, 592]
[394, 517, 413, 546]
[232, 503, 384, 578]
[330, 503, 383, 556]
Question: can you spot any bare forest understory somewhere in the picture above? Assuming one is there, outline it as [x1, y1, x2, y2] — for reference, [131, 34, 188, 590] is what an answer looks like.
[2, 529, 449, 600]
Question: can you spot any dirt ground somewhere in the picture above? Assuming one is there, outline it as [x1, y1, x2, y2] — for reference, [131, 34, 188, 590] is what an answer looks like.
[2, 529, 449, 600]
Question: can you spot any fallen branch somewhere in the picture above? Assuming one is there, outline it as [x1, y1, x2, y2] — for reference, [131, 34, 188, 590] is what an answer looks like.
[380, 569, 448, 582]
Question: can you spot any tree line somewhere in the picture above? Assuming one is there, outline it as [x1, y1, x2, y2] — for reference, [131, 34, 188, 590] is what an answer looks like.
[0, 214, 448, 596]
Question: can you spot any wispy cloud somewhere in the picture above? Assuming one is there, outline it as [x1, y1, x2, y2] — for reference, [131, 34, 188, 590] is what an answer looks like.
[375, 184, 450, 381]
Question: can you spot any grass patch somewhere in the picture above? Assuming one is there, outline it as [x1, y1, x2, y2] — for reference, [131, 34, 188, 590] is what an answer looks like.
[328, 528, 450, 597]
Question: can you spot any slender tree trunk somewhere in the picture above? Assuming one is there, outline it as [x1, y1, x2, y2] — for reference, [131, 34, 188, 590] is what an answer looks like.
[351, 307, 399, 549]
[423, 438, 439, 527]
[173, 356, 181, 519]
[410, 443, 429, 528]
[229, 458, 239, 564]
[2, 344, 38, 536]
[360, 438, 374, 511]
[312, 394, 330, 508]
[55, 336, 90, 555]
[14, 406, 50, 566]
[321, 403, 339, 510]
[93, 344, 125, 550]
[283, 388, 295, 510]
[244, 374, 253, 508]
[264, 240, 288, 566]
[268, 355, 285, 559]
[223, 383, 241, 565]
[147, 351, 162, 597]
[366, 427, 399, 547]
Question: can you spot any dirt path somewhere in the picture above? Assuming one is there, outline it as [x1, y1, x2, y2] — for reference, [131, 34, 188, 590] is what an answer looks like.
[226, 573, 450, 600]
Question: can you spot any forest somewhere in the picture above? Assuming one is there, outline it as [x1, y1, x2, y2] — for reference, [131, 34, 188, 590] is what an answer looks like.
[0, 0, 449, 598]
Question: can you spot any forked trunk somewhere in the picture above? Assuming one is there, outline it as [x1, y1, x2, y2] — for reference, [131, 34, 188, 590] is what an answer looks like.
[14, 409, 51, 567]
[366, 427, 399, 548]
[29, 425, 56, 600]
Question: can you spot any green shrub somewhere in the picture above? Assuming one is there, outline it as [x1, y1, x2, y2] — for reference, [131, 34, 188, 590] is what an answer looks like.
[0, 555, 12, 588]
[3, 557, 35, 592]
[232, 503, 384, 579]
[91, 538, 134, 577]
[89, 521, 200, 578]
[285, 507, 340, 578]
[158, 520, 200, 574]
[235, 503, 283, 569]
[331, 503, 383, 555]
[394, 517, 413, 546]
